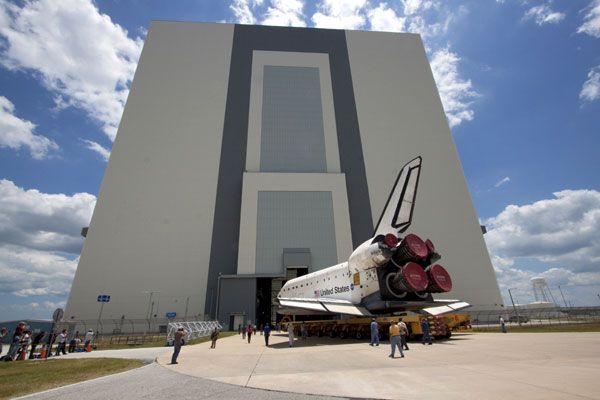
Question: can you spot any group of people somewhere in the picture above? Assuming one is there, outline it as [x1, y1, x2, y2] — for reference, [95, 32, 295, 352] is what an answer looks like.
[370, 318, 433, 359]
[0, 322, 95, 361]
[237, 323, 274, 346]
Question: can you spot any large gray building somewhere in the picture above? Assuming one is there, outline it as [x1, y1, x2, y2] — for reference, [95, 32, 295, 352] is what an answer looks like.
[65, 22, 503, 331]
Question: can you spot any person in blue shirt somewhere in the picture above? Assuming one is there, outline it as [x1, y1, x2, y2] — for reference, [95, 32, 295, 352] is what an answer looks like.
[263, 323, 271, 346]
[369, 318, 379, 346]
[421, 318, 433, 345]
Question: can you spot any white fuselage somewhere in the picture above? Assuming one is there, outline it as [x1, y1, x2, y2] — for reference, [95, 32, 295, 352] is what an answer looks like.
[277, 239, 390, 305]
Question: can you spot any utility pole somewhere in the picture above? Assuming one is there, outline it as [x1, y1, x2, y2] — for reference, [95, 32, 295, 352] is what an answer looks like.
[508, 288, 522, 326]
[558, 285, 568, 308]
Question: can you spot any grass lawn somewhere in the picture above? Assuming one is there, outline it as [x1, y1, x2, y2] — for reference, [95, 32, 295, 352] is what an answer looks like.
[473, 322, 600, 333]
[0, 358, 143, 399]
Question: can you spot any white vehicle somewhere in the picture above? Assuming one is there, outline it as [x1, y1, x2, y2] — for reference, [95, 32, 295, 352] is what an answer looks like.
[277, 157, 469, 317]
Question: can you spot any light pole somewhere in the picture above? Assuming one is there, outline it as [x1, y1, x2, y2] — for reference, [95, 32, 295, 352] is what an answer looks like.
[142, 291, 160, 334]
[507, 288, 522, 326]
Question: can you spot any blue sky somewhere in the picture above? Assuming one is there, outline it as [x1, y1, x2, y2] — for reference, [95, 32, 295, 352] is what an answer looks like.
[1, 0, 599, 320]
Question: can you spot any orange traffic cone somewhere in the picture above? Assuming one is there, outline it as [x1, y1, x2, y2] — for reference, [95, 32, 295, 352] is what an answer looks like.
[20, 349, 27, 360]
[40, 345, 47, 359]
[86, 343, 92, 352]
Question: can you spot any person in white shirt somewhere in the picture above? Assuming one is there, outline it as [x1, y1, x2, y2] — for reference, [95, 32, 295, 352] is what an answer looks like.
[55, 329, 68, 356]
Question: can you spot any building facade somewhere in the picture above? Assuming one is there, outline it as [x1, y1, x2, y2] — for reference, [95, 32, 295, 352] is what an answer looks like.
[65, 22, 503, 332]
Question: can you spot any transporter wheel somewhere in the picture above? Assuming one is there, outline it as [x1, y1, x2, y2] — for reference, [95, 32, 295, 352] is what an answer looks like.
[317, 330, 323, 337]
[445, 331, 452, 339]
[355, 331, 363, 340]
[339, 330, 347, 339]
[329, 330, 336, 338]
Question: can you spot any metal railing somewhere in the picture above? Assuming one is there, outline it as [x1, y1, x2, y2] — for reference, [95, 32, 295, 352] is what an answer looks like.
[167, 321, 223, 342]
[469, 306, 600, 327]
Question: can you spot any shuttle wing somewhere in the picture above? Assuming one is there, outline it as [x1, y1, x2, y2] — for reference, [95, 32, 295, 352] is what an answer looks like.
[422, 301, 471, 316]
[374, 156, 422, 236]
[278, 297, 373, 317]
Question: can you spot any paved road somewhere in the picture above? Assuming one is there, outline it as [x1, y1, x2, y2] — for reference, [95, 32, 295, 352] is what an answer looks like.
[16, 363, 342, 400]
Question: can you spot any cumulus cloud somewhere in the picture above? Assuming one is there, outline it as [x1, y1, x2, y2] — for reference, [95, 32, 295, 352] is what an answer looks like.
[0, 96, 58, 159]
[490, 255, 600, 305]
[523, 4, 566, 26]
[577, 0, 600, 38]
[82, 139, 111, 162]
[368, 3, 406, 32]
[0, 0, 143, 141]
[402, 0, 437, 16]
[312, 0, 368, 29]
[262, 0, 306, 27]
[230, 0, 257, 24]
[0, 179, 96, 254]
[485, 189, 600, 273]
[429, 48, 478, 127]
[579, 65, 600, 102]
[0, 180, 95, 304]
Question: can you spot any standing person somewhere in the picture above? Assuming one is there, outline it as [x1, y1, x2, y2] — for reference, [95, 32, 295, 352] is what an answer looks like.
[242, 324, 246, 340]
[287, 323, 294, 347]
[29, 331, 46, 359]
[55, 329, 68, 355]
[370, 318, 379, 346]
[6, 322, 26, 360]
[263, 323, 271, 346]
[83, 329, 94, 351]
[246, 323, 253, 344]
[0, 327, 7, 358]
[238, 324, 242, 336]
[388, 321, 404, 358]
[500, 317, 507, 333]
[68, 331, 79, 353]
[210, 328, 219, 349]
[170, 327, 187, 364]
[398, 318, 409, 350]
[300, 322, 307, 340]
[18, 330, 31, 360]
[421, 318, 432, 345]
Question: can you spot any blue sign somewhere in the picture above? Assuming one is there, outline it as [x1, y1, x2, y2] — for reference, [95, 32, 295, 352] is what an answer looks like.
[97, 294, 110, 302]
[166, 312, 177, 318]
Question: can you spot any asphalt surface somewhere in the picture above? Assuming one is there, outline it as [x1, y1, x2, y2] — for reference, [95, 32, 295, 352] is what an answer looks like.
[16, 363, 343, 400]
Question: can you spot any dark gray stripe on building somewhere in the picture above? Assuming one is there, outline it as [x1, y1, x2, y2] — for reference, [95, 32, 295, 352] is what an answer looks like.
[205, 24, 373, 316]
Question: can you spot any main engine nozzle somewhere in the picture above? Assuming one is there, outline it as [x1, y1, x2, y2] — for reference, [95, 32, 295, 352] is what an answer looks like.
[394, 234, 429, 264]
[425, 264, 452, 293]
[385, 261, 429, 298]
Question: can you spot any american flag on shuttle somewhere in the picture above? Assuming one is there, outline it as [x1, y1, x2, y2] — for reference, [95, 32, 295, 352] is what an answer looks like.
[314, 290, 320, 298]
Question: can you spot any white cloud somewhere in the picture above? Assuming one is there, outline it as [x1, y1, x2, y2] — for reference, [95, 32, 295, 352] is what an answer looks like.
[230, 0, 257, 24]
[523, 4, 566, 26]
[485, 189, 600, 273]
[494, 176, 511, 188]
[579, 65, 600, 102]
[262, 0, 306, 27]
[577, 0, 600, 38]
[0, 179, 96, 254]
[0, 0, 143, 141]
[82, 139, 111, 162]
[490, 255, 600, 306]
[429, 48, 478, 127]
[368, 3, 406, 32]
[0, 95, 58, 159]
[312, 0, 368, 30]
[402, 0, 437, 16]
[0, 179, 95, 303]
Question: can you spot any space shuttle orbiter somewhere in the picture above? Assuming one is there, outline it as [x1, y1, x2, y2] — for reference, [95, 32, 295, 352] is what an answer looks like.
[276, 157, 470, 317]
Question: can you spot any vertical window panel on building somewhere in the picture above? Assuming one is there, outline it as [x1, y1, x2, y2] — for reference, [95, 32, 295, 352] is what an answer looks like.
[260, 66, 327, 172]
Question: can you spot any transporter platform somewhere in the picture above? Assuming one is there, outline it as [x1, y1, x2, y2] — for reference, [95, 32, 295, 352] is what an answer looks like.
[158, 331, 599, 400]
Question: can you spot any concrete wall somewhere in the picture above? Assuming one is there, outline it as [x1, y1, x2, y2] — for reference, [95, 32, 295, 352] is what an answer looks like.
[65, 22, 234, 321]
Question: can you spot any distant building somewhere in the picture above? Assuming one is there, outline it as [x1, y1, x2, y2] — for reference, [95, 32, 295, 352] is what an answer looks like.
[65, 22, 503, 332]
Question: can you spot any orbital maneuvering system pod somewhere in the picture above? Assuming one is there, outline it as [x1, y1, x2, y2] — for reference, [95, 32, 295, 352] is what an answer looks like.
[276, 157, 470, 317]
